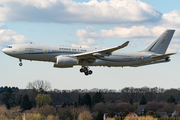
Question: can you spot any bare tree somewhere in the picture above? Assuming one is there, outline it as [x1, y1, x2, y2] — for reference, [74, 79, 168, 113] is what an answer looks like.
[145, 102, 163, 112]
[78, 111, 93, 120]
[26, 80, 51, 92]
[163, 103, 175, 114]
[93, 102, 107, 113]
[115, 102, 134, 112]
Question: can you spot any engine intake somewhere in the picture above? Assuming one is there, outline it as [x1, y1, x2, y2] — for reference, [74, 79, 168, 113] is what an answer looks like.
[54, 56, 78, 68]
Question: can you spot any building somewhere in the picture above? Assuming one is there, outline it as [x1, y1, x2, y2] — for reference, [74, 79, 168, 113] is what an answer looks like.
[126, 112, 138, 118]
[156, 112, 168, 118]
[137, 105, 146, 116]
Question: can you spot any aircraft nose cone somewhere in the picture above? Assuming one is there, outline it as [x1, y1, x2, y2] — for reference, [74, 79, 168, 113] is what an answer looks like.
[2, 48, 7, 54]
[2, 48, 5, 53]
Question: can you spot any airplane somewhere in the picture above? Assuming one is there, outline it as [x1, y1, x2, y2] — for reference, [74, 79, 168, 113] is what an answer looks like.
[2, 29, 176, 76]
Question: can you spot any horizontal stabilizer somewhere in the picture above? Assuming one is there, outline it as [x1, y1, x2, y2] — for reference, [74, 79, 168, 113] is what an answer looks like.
[151, 53, 176, 60]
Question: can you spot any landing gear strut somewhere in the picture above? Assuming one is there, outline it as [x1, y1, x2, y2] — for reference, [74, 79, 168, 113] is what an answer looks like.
[19, 59, 23, 66]
[80, 66, 93, 76]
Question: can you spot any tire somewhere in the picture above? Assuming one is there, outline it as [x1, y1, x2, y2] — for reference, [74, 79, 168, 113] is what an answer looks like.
[84, 71, 89, 76]
[88, 70, 92, 75]
[80, 68, 84, 72]
[19, 63, 23, 66]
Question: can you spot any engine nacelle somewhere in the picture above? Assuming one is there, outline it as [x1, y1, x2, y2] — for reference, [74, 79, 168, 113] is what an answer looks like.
[54, 56, 78, 68]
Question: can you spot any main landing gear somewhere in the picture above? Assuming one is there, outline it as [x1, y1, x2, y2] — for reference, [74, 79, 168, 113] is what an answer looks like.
[19, 59, 23, 66]
[80, 66, 93, 76]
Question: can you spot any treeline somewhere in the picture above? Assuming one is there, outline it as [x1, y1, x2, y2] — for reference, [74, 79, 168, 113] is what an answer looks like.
[0, 86, 19, 94]
[1, 80, 180, 120]
[1, 85, 180, 107]
[50, 87, 180, 105]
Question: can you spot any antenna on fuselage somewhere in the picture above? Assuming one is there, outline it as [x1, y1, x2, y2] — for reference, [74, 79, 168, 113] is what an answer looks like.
[95, 46, 98, 49]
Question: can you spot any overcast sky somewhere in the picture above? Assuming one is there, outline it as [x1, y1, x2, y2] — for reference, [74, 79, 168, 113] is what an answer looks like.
[0, 0, 180, 90]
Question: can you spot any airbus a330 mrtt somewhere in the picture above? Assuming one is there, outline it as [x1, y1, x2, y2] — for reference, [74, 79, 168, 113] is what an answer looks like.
[2, 29, 176, 75]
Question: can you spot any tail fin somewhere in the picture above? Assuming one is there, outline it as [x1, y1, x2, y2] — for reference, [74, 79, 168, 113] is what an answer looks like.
[141, 29, 175, 54]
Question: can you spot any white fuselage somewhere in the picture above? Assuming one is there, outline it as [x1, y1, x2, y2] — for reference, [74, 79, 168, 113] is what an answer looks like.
[2, 43, 165, 67]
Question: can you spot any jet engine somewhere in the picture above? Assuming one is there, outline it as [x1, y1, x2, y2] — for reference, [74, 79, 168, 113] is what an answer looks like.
[53, 56, 78, 68]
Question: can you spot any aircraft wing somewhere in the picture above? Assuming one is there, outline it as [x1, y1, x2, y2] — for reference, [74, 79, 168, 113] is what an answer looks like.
[151, 53, 176, 60]
[70, 41, 129, 60]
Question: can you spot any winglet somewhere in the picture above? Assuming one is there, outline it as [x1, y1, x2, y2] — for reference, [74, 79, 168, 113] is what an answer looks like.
[110, 41, 129, 52]
[121, 41, 129, 47]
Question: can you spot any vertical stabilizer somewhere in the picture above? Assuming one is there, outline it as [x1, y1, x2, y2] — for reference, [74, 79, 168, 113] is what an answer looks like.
[141, 30, 175, 54]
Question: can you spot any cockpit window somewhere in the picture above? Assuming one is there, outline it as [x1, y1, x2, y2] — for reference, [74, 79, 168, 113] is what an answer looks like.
[7, 46, 12, 48]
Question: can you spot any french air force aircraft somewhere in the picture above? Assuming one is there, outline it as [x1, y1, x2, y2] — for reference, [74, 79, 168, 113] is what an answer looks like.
[2, 30, 176, 75]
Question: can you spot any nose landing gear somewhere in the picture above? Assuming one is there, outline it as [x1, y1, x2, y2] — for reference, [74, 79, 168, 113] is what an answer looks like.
[80, 66, 93, 76]
[19, 59, 23, 66]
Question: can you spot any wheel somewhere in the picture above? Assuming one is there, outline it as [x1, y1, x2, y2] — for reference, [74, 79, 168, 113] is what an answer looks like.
[88, 70, 93, 75]
[80, 68, 84, 72]
[84, 71, 89, 76]
[19, 63, 23, 66]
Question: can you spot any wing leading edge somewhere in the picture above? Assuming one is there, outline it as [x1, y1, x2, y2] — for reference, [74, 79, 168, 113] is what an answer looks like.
[70, 41, 129, 60]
